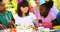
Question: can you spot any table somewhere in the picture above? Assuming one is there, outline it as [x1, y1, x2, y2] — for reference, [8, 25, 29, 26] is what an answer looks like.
[0, 28, 58, 32]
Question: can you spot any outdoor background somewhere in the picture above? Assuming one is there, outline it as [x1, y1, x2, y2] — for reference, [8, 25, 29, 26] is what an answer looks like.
[3, 0, 60, 18]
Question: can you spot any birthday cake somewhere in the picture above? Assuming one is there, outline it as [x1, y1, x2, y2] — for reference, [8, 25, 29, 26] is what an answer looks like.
[16, 26, 35, 32]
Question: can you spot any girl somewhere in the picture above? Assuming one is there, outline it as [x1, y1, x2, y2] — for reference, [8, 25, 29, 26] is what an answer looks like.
[39, 1, 57, 26]
[15, 0, 38, 28]
[34, 0, 58, 23]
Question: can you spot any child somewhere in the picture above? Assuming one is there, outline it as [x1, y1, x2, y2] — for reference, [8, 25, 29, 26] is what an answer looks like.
[39, 1, 57, 26]
[15, 0, 38, 28]
[0, 0, 15, 29]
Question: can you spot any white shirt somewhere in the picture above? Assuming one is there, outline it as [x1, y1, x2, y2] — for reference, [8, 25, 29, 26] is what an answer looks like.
[15, 13, 36, 27]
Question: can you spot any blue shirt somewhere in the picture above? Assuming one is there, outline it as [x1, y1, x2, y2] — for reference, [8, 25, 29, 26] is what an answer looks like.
[56, 12, 60, 24]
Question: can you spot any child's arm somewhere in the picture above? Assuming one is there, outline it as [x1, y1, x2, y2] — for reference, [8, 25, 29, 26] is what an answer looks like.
[52, 19, 58, 26]
[12, 16, 15, 23]
[0, 24, 6, 30]
[33, 20, 39, 28]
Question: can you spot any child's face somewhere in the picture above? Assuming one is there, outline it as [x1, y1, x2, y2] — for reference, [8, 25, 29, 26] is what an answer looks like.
[20, 6, 29, 13]
[40, 6, 50, 17]
[0, 2, 6, 12]
[34, 0, 39, 5]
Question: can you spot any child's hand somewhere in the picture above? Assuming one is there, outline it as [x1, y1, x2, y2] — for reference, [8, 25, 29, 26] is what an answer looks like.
[0, 24, 3, 27]
[0, 24, 6, 30]
[8, 21, 14, 25]
[39, 23, 42, 26]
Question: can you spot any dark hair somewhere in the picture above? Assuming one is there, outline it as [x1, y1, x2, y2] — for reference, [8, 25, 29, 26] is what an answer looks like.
[40, 1, 54, 17]
[41, 0, 53, 9]
[0, 0, 2, 2]
[17, 0, 29, 17]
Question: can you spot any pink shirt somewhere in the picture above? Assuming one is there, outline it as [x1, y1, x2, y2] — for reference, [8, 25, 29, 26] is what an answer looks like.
[40, 12, 56, 23]
[33, 6, 40, 21]
[33, 6, 58, 23]
[50, 6, 58, 16]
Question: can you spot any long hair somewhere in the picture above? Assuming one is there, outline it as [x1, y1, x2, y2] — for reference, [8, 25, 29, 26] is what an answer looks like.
[16, 0, 29, 17]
